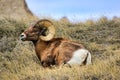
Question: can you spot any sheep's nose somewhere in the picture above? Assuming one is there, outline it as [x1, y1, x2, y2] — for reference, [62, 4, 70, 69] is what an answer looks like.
[20, 33, 26, 40]
[20, 34, 24, 37]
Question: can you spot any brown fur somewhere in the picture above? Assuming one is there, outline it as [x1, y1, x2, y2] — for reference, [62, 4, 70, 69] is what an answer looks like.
[35, 38, 85, 67]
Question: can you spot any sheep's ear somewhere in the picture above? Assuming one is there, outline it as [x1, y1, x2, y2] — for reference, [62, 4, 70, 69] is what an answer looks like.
[39, 27, 48, 36]
[39, 25, 55, 41]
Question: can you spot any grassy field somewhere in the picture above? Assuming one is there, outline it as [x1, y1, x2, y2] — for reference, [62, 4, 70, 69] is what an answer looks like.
[0, 17, 120, 80]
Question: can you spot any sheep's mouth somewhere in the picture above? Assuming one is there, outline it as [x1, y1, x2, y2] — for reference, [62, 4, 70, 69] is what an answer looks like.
[20, 37, 26, 41]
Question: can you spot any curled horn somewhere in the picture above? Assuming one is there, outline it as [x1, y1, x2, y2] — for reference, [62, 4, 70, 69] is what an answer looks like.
[34, 19, 55, 41]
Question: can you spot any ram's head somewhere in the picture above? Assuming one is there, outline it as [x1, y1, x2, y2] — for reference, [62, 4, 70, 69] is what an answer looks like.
[20, 19, 55, 41]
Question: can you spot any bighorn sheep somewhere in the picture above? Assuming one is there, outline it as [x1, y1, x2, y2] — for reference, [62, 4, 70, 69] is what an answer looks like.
[20, 19, 91, 67]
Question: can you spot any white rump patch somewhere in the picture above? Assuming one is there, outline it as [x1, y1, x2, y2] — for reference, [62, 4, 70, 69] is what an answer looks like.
[67, 49, 90, 65]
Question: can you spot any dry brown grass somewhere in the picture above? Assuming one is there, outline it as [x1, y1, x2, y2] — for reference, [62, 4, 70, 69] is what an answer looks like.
[0, 17, 120, 80]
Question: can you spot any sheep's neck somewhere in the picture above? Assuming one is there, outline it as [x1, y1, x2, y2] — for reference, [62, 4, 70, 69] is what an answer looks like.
[32, 40, 47, 60]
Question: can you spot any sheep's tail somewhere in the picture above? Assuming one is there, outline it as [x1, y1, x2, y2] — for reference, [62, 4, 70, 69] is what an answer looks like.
[86, 51, 92, 65]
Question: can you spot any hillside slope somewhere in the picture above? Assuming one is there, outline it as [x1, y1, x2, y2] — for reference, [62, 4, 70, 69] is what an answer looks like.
[0, 17, 120, 80]
[0, 0, 34, 20]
